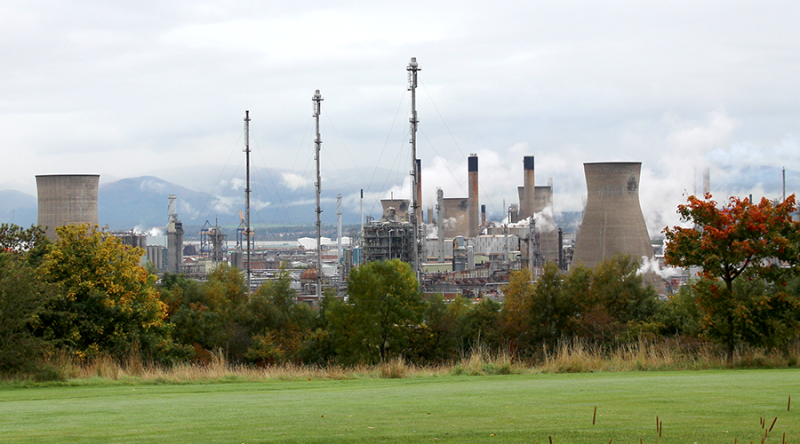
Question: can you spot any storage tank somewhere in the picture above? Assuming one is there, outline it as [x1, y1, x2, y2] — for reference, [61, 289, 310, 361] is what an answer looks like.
[572, 162, 653, 268]
[36, 174, 100, 241]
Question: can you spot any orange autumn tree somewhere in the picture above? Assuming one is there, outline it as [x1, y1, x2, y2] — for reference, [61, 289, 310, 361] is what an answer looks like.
[664, 193, 800, 360]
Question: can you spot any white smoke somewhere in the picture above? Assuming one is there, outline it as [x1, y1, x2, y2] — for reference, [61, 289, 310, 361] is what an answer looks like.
[533, 206, 557, 233]
[426, 226, 438, 239]
[443, 217, 458, 232]
[637, 255, 680, 279]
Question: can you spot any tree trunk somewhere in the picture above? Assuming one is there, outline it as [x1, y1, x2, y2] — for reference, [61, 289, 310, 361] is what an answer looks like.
[725, 278, 735, 364]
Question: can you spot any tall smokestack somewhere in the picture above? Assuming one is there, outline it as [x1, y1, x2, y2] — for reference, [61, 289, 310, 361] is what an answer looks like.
[416, 158, 422, 223]
[481, 204, 486, 229]
[468, 154, 478, 238]
[166, 194, 184, 274]
[522, 156, 535, 219]
[702, 167, 710, 195]
[437, 188, 444, 263]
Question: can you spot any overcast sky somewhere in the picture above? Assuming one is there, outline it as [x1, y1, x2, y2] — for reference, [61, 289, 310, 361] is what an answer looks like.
[2, 1, 798, 233]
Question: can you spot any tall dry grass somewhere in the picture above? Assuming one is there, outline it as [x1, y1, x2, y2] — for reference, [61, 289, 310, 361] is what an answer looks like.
[10, 338, 799, 384]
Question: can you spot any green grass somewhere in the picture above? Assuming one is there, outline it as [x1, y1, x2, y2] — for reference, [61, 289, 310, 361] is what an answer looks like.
[1, 369, 797, 443]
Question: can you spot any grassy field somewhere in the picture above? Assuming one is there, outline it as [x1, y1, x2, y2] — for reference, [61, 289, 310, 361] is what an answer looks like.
[0, 369, 797, 443]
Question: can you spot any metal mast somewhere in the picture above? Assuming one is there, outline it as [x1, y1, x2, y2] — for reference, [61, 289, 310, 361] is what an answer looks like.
[313, 90, 324, 299]
[407, 57, 421, 279]
[244, 110, 251, 295]
[337, 194, 342, 276]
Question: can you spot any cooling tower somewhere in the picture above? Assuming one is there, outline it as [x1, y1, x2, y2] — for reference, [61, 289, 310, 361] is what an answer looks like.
[36, 174, 100, 241]
[381, 199, 409, 220]
[572, 162, 653, 268]
[468, 154, 478, 238]
[442, 197, 470, 238]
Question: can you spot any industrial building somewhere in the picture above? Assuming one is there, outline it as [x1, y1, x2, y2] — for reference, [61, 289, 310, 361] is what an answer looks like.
[362, 206, 416, 264]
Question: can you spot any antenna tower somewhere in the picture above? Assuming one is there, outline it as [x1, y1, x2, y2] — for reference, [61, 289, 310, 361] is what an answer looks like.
[407, 57, 421, 281]
[244, 110, 251, 294]
[313, 90, 324, 299]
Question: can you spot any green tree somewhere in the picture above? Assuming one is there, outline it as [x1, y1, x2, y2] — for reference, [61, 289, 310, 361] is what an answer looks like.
[329, 259, 425, 364]
[461, 297, 502, 352]
[590, 254, 653, 322]
[652, 283, 704, 337]
[664, 194, 800, 360]
[37, 224, 171, 360]
[405, 293, 464, 364]
[241, 266, 316, 364]
[0, 223, 50, 266]
[500, 268, 535, 352]
[162, 264, 249, 360]
[0, 253, 56, 376]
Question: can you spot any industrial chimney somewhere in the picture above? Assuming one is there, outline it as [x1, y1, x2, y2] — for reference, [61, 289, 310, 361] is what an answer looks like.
[468, 154, 478, 238]
[166, 194, 184, 274]
[36, 174, 99, 241]
[520, 156, 535, 219]
[572, 162, 653, 268]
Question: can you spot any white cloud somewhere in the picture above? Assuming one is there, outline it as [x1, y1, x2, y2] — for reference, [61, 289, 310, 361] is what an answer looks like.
[1, 1, 799, 234]
[282, 173, 313, 189]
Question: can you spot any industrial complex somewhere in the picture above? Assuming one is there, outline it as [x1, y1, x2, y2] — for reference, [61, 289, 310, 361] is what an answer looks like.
[31, 57, 694, 304]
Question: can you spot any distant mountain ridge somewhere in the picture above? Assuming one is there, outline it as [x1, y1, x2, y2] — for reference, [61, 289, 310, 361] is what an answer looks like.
[0, 174, 366, 234]
[0, 190, 37, 227]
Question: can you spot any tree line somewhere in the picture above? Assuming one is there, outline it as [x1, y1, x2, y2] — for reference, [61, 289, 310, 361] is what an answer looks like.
[2, 193, 799, 378]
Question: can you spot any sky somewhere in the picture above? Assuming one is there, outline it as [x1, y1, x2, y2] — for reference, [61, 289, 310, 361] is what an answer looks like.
[2, 1, 799, 235]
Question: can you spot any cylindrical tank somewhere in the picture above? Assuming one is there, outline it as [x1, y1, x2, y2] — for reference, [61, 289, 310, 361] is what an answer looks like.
[36, 174, 100, 240]
[572, 162, 653, 268]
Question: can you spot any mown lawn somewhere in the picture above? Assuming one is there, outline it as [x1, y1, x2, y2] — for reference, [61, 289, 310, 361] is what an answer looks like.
[0, 369, 796, 443]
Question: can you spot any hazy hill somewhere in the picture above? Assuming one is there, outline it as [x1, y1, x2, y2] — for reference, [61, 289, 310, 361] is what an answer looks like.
[0, 190, 37, 227]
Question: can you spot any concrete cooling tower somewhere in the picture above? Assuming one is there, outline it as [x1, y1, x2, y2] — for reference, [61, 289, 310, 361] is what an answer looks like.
[572, 162, 653, 268]
[36, 174, 100, 241]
